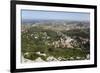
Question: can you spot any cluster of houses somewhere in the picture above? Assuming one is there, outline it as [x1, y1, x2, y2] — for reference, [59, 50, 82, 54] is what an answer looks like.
[28, 31, 75, 49]
[52, 36, 74, 48]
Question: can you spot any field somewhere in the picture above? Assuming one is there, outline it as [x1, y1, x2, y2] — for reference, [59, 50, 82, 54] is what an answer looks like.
[21, 21, 90, 62]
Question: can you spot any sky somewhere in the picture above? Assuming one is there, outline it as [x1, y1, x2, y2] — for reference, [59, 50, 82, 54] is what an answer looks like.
[21, 10, 90, 22]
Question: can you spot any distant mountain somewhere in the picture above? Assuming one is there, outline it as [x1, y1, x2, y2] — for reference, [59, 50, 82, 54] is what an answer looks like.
[22, 19, 90, 31]
[22, 19, 90, 25]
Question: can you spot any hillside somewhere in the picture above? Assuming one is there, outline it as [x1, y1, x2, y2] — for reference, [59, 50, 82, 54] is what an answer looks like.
[21, 21, 90, 62]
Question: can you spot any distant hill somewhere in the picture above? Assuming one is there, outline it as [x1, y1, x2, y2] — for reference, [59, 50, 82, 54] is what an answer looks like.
[22, 19, 89, 26]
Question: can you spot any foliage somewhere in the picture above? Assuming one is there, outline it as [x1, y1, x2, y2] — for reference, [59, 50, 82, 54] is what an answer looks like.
[21, 24, 90, 61]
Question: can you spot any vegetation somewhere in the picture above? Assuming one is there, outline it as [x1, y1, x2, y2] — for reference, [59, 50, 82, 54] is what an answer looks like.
[21, 22, 90, 62]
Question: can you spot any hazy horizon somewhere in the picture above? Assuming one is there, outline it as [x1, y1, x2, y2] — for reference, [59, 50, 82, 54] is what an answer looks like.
[21, 10, 90, 22]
